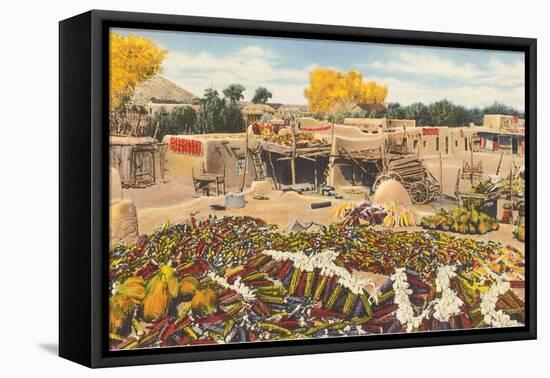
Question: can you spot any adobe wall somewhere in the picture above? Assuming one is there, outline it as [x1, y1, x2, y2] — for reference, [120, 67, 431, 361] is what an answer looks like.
[109, 136, 166, 187]
[162, 134, 256, 190]
[203, 138, 256, 188]
[327, 126, 478, 186]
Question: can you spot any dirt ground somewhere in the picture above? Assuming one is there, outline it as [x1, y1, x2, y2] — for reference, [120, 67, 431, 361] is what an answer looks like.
[136, 180, 350, 234]
[423, 151, 524, 196]
[120, 149, 524, 255]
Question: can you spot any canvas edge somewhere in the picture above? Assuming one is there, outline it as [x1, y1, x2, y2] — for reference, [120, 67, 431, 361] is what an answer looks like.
[59, 11, 94, 367]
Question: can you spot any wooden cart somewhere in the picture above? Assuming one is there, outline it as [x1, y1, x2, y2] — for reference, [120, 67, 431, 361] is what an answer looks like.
[372, 154, 441, 204]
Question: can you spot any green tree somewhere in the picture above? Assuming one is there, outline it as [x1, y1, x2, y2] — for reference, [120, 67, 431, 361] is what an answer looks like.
[386, 102, 406, 119]
[377, 100, 522, 127]
[429, 99, 457, 126]
[404, 102, 431, 126]
[149, 106, 197, 141]
[222, 84, 246, 104]
[483, 102, 510, 115]
[149, 107, 171, 140]
[172, 106, 197, 134]
[223, 102, 246, 133]
[252, 86, 273, 104]
[483, 102, 523, 118]
[198, 88, 226, 133]
[453, 105, 469, 127]
[467, 107, 483, 126]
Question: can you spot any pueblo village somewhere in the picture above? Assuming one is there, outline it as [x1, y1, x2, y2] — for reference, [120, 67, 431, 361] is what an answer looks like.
[108, 31, 526, 350]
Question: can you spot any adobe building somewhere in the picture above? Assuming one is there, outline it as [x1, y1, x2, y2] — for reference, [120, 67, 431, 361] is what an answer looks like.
[162, 133, 257, 193]
[157, 115, 509, 197]
[342, 117, 416, 133]
[109, 136, 167, 188]
[242, 103, 277, 124]
[293, 118, 477, 187]
[476, 114, 526, 155]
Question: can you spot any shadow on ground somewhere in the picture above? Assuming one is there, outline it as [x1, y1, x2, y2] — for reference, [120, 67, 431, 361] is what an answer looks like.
[38, 343, 58, 355]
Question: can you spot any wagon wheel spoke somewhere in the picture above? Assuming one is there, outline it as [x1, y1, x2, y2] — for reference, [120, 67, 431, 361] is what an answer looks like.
[410, 181, 429, 204]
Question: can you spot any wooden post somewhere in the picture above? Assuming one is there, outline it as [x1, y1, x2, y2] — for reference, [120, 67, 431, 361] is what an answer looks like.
[509, 143, 515, 224]
[314, 158, 319, 191]
[290, 119, 297, 185]
[509, 166, 514, 224]
[455, 168, 461, 203]
[153, 121, 160, 141]
[496, 152, 504, 176]
[326, 116, 336, 187]
[240, 121, 249, 192]
[439, 152, 443, 207]
[469, 137, 474, 185]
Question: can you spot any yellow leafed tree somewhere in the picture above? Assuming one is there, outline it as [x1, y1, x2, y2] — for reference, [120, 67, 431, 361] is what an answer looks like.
[304, 68, 388, 114]
[110, 32, 167, 111]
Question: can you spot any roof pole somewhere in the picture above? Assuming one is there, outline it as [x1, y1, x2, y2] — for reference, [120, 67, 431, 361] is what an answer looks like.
[240, 117, 249, 192]
[290, 117, 297, 185]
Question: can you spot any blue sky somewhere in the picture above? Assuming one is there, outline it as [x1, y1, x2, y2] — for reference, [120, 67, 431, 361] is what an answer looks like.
[113, 28, 525, 111]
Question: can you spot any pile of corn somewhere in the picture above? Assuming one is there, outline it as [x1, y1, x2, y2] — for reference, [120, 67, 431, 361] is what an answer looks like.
[109, 216, 525, 350]
[251, 121, 281, 136]
[381, 201, 417, 228]
[368, 268, 524, 333]
[334, 227, 523, 282]
[420, 207, 499, 235]
[109, 216, 275, 285]
[260, 131, 324, 147]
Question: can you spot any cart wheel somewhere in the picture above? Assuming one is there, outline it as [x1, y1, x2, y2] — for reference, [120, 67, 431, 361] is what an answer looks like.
[410, 181, 429, 204]
[371, 172, 403, 193]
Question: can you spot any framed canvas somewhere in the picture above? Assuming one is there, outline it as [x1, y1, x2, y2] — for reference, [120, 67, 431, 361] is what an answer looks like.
[59, 10, 537, 368]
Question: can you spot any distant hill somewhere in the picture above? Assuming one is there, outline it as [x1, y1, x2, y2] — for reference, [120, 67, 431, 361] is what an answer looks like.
[132, 76, 198, 106]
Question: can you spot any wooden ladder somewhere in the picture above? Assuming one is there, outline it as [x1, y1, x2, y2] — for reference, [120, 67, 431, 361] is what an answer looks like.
[249, 147, 266, 181]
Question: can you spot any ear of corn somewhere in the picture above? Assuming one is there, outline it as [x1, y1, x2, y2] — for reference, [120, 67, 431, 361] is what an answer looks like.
[143, 265, 179, 321]
[109, 277, 146, 334]
[421, 206, 498, 235]
[191, 288, 218, 316]
[382, 201, 417, 228]
[180, 276, 200, 297]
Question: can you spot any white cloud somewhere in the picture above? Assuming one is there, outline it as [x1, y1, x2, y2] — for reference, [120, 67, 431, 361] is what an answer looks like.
[484, 59, 524, 86]
[161, 45, 524, 109]
[162, 46, 310, 104]
[370, 75, 525, 111]
[366, 51, 483, 80]
[363, 50, 524, 88]
[361, 50, 524, 110]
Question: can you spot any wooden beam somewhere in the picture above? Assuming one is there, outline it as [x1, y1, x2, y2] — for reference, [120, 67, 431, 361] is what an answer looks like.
[314, 158, 319, 190]
[240, 123, 249, 192]
[338, 146, 369, 176]
[439, 152, 443, 207]
[290, 120, 297, 185]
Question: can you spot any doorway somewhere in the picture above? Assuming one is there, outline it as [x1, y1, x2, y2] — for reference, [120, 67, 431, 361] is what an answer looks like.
[512, 137, 519, 154]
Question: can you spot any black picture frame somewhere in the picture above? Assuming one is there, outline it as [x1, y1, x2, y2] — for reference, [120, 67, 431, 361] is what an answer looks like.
[59, 9, 537, 368]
